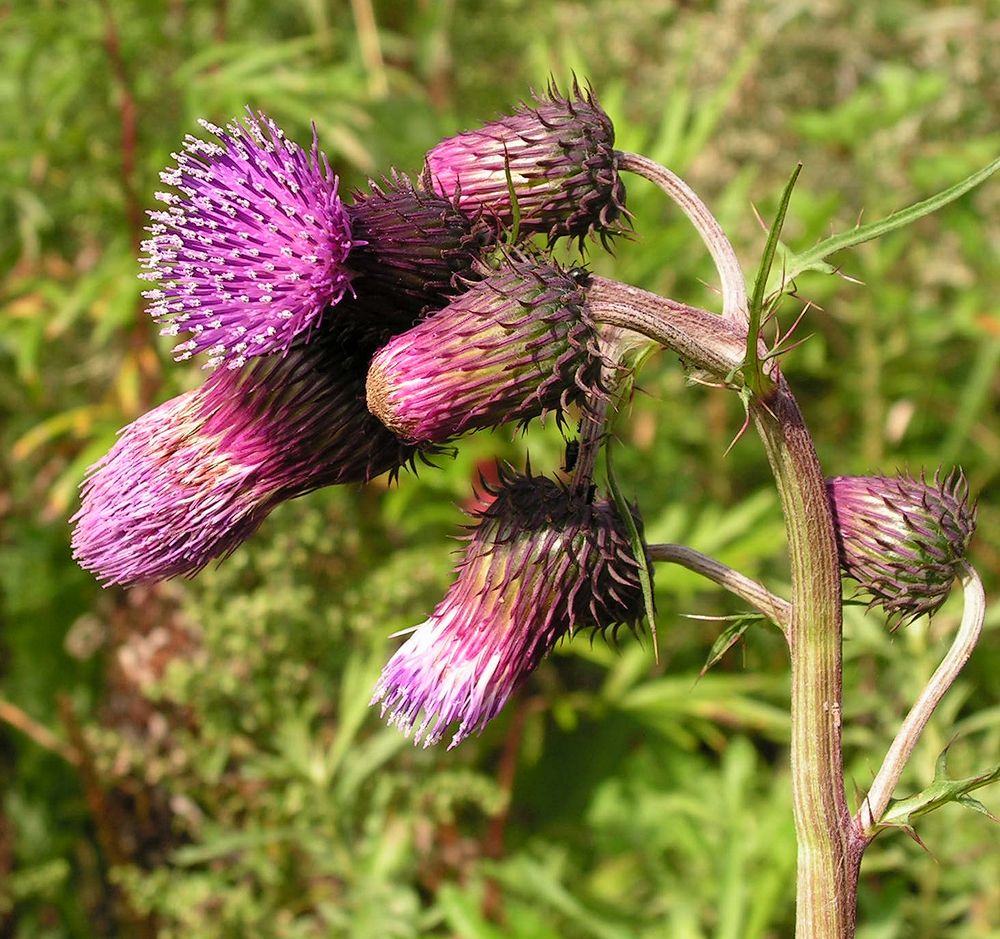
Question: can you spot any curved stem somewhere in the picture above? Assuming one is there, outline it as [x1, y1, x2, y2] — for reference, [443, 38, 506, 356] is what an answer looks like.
[648, 542, 790, 630]
[617, 151, 749, 324]
[856, 563, 986, 836]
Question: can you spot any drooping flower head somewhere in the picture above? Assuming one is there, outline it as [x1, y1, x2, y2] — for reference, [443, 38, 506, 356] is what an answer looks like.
[371, 467, 648, 748]
[72, 329, 414, 586]
[365, 253, 612, 444]
[346, 173, 496, 330]
[422, 81, 626, 245]
[827, 470, 976, 627]
[141, 110, 355, 368]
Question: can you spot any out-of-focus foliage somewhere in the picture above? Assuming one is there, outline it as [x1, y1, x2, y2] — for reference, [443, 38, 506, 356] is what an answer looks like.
[1, 1, 997, 936]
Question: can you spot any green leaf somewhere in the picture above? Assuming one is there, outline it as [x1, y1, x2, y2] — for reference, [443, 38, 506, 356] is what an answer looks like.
[746, 163, 801, 393]
[777, 155, 1000, 288]
[698, 613, 767, 679]
[503, 147, 522, 244]
[876, 745, 1000, 834]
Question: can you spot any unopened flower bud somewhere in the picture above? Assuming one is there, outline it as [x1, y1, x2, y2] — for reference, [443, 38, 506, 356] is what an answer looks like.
[422, 81, 626, 245]
[72, 331, 413, 586]
[371, 468, 648, 748]
[141, 110, 355, 368]
[365, 254, 611, 444]
[346, 173, 495, 329]
[827, 470, 976, 626]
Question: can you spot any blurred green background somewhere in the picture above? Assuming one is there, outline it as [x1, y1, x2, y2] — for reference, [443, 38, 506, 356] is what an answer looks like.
[2, 1, 998, 936]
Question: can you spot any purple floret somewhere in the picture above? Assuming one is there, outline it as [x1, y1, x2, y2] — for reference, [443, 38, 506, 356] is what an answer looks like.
[140, 110, 356, 368]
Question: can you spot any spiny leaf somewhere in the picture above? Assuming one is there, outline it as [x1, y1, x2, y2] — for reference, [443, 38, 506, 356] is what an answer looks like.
[876, 745, 1000, 834]
[697, 613, 767, 679]
[774, 155, 1000, 290]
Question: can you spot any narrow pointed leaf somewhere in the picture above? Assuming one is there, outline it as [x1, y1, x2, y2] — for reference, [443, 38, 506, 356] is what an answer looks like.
[777, 155, 1000, 288]
[747, 163, 801, 393]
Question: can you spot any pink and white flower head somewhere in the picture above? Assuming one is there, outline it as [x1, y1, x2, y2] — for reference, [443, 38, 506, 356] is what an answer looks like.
[141, 110, 355, 368]
[422, 81, 626, 246]
[371, 467, 648, 749]
[72, 330, 414, 586]
[827, 469, 976, 627]
[365, 253, 611, 444]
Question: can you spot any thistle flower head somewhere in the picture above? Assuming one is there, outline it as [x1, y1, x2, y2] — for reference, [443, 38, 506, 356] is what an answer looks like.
[365, 253, 611, 444]
[827, 470, 976, 627]
[422, 81, 626, 246]
[371, 467, 648, 749]
[72, 330, 413, 586]
[141, 110, 355, 368]
[346, 173, 495, 329]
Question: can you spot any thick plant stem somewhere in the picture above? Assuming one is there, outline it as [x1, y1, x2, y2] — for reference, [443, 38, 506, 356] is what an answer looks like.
[752, 381, 861, 939]
[590, 277, 863, 934]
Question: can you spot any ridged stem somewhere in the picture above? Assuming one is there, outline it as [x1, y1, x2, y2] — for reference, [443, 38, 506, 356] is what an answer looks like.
[647, 543, 790, 629]
[592, 278, 861, 937]
[588, 277, 747, 380]
[751, 383, 861, 939]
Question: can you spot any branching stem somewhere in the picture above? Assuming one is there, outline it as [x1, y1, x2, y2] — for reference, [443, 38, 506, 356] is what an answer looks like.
[648, 542, 790, 630]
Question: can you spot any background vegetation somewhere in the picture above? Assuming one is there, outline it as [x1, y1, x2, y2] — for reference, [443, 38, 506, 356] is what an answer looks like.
[2, 0, 998, 936]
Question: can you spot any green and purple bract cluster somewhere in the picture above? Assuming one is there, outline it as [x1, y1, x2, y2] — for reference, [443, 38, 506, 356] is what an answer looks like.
[371, 468, 648, 749]
[142, 111, 356, 368]
[827, 470, 976, 626]
[366, 254, 609, 444]
[423, 81, 626, 246]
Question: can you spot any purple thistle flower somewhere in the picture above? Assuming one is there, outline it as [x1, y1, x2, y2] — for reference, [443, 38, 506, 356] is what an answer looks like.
[141, 110, 355, 368]
[827, 470, 976, 627]
[346, 173, 496, 329]
[371, 467, 648, 749]
[72, 331, 414, 586]
[365, 253, 611, 444]
[422, 81, 626, 246]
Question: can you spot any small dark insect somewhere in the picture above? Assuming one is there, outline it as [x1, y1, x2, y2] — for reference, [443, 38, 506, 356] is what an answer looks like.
[563, 438, 580, 473]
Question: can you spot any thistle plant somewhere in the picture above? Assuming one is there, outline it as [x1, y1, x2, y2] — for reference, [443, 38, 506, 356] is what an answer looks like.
[72, 91, 998, 938]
